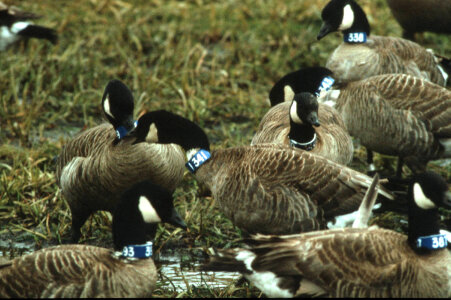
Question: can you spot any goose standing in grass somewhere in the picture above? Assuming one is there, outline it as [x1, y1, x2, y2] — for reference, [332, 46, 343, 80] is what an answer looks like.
[56, 80, 185, 242]
[0, 180, 187, 298]
[316, 0, 450, 86]
[316, 72, 451, 176]
[386, 0, 451, 41]
[128, 110, 394, 235]
[0, 1, 57, 51]
[252, 67, 353, 165]
[202, 171, 451, 298]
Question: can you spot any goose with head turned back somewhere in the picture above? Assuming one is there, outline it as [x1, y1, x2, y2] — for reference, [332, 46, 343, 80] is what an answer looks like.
[317, 0, 450, 86]
[56, 80, 185, 243]
[252, 67, 353, 165]
[0, 1, 57, 51]
[202, 171, 451, 298]
[128, 110, 394, 235]
[386, 0, 451, 41]
[0, 180, 187, 298]
[316, 72, 451, 176]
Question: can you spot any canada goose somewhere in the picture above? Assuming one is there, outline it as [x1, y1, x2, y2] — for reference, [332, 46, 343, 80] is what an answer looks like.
[316, 73, 451, 176]
[386, 0, 451, 41]
[252, 68, 353, 165]
[56, 80, 185, 242]
[0, 180, 187, 298]
[202, 171, 451, 298]
[0, 2, 57, 51]
[317, 0, 450, 87]
[128, 110, 394, 235]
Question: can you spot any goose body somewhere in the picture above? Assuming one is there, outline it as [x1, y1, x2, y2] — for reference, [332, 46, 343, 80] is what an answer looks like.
[0, 180, 187, 298]
[318, 73, 451, 172]
[0, 245, 157, 298]
[317, 0, 450, 86]
[252, 68, 353, 165]
[203, 171, 451, 298]
[386, 0, 451, 40]
[56, 80, 185, 242]
[129, 111, 394, 235]
[0, 2, 57, 51]
[251, 99, 353, 165]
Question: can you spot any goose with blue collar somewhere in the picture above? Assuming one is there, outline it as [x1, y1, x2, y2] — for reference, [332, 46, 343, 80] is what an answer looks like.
[202, 171, 451, 298]
[128, 110, 394, 235]
[317, 0, 450, 87]
[252, 67, 353, 165]
[0, 180, 187, 298]
[0, 2, 57, 51]
[56, 80, 185, 243]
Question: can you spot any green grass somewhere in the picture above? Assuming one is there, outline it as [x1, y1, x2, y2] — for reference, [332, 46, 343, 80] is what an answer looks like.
[0, 0, 450, 298]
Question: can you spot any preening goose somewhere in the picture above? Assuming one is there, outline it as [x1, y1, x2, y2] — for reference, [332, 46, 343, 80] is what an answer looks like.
[386, 0, 451, 41]
[317, 0, 450, 86]
[252, 68, 353, 165]
[0, 180, 187, 298]
[202, 171, 451, 298]
[317, 73, 451, 176]
[0, 2, 57, 51]
[56, 80, 185, 242]
[128, 110, 394, 235]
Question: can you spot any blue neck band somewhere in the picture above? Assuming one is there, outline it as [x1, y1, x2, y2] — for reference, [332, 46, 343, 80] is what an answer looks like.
[186, 149, 211, 173]
[121, 241, 153, 258]
[315, 76, 335, 97]
[116, 120, 138, 140]
[343, 32, 367, 43]
[416, 234, 448, 250]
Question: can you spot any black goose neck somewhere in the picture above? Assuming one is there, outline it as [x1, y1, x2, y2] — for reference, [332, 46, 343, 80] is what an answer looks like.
[288, 121, 316, 148]
[407, 204, 441, 254]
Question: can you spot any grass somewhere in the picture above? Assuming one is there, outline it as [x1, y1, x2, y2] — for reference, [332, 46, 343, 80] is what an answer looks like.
[0, 0, 450, 297]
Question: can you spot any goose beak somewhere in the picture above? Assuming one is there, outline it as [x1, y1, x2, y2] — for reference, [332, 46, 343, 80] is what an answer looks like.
[168, 208, 187, 230]
[317, 22, 333, 40]
[308, 112, 320, 127]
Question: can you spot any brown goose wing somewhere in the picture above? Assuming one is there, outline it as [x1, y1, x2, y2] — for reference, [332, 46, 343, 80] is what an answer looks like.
[367, 74, 451, 137]
[251, 102, 290, 145]
[0, 245, 156, 298]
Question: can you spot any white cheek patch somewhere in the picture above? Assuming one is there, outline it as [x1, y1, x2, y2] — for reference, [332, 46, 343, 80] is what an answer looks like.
[413, 183, 436, 209]
[284, 85, 295, 102]
[145, 123, 159, 143]
[338, 4, 354, 31]
[138, 196, 162, 223]
[290, 100, 303, 124]
[103, 96, 114, 119]
[11, 21, 30, 34]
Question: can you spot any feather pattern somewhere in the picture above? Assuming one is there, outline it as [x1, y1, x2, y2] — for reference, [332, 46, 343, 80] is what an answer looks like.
[320, 74, 451, 164]
[193, 144, 393, 234]
[0, 245, 157, 298]
[251, 101, 353, 165]
[205, 228, 451, 297]
[56, 123, 185, 241]
[327, 35, 447, 86]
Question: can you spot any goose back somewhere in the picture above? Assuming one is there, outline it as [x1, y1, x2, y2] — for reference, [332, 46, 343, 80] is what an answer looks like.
[193, 144, 392, 234]
[324, 74, 451, 161]
[326, 35, 447, 86]
[386, 0, 451, 40]
[205, 228, 451, 297]
[0, 244, 157, 298]
[251, 101, 353, 165]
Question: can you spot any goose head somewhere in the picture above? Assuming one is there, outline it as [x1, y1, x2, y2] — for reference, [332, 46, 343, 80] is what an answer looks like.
[407, 171, 451, 251]
[101, 79, 136, 139]
[112, 180, 187, 251]
[127, 110, 210, 153]
[268, 67, 334, 106]
[317, 0, 370, 40]
[290, 93, 320, 127]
